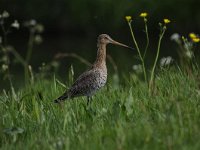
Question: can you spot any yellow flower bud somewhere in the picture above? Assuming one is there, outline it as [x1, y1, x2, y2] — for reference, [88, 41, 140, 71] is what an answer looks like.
[189, 33, 197, 39]
[140, 12, 148, 18]
[163, 19, 170, 24]
[192, 37, 200, 43]
[189, 33, 200, 42]
[125, 16, 132, 22]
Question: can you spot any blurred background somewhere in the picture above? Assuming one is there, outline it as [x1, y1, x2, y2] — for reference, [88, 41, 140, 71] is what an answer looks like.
[0, 0, 200, 89]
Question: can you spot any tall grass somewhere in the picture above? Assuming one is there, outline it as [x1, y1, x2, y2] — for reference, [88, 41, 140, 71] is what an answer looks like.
[0, 68, 200, 149]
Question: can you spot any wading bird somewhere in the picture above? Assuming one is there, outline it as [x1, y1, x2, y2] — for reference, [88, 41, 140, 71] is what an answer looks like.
[54, 34, 132, 105]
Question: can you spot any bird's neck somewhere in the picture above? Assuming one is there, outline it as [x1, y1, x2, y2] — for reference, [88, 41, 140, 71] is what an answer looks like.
[94, 43, 107, 68]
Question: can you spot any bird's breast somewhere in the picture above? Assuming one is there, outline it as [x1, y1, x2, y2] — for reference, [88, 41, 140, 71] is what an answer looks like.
[93, 68, 107, 89]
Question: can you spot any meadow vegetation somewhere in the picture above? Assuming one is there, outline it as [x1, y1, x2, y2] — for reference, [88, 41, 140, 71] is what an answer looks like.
[0, 11, 200, 150]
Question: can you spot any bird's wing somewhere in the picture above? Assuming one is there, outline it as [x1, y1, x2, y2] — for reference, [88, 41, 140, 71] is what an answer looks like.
[68, 69, 101, 97]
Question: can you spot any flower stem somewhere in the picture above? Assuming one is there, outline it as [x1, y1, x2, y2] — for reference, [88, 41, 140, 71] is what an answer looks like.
[0, 20, 12, 86]
[25, 29, 34, 85]
[143, 19, 149, 59]
[149, 27, 166, 93]
[128, 22, 147, 84]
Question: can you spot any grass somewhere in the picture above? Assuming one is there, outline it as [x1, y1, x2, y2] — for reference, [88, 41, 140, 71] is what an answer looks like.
[0, 68, 200, 150]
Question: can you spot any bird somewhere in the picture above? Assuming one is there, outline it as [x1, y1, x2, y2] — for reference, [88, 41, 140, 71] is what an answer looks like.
[54, 34, 133, 105]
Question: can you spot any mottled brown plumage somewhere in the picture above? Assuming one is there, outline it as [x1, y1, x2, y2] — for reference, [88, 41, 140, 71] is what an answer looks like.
[54, 34, 132, 104]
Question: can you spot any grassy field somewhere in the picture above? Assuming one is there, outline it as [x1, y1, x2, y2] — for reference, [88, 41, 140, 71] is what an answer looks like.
[0, 68, 200, 150]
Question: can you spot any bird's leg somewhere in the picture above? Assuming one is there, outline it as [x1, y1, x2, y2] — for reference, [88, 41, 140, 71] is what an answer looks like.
[87, 96, 90, 106]
[58, 101, 64, 110]
[87, 96, 94, 106]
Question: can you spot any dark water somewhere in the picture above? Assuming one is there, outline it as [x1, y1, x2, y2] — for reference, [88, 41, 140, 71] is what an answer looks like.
[0, 33, 180, 91]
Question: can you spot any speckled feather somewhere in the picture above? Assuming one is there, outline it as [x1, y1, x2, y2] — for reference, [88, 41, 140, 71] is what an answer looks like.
[68, 68, 107, 97]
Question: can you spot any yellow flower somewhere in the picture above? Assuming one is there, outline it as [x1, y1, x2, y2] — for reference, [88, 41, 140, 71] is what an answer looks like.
[125, 16, 132, 22]
[140, 12, 148, 18]
[189, 33, 200, 42]
[189, 33, 197, 39]
[163, 19, 170, 24]
[191, 37, 200, 43]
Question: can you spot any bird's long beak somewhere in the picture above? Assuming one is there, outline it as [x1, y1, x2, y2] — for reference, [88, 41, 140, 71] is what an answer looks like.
[111, 39, 134, 50]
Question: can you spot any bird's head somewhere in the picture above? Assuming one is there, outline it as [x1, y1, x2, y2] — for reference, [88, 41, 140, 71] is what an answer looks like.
[97, 34, 133, 50]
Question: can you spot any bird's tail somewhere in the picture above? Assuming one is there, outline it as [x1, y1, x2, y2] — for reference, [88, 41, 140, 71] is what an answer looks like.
[54, 93, 69, 103]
